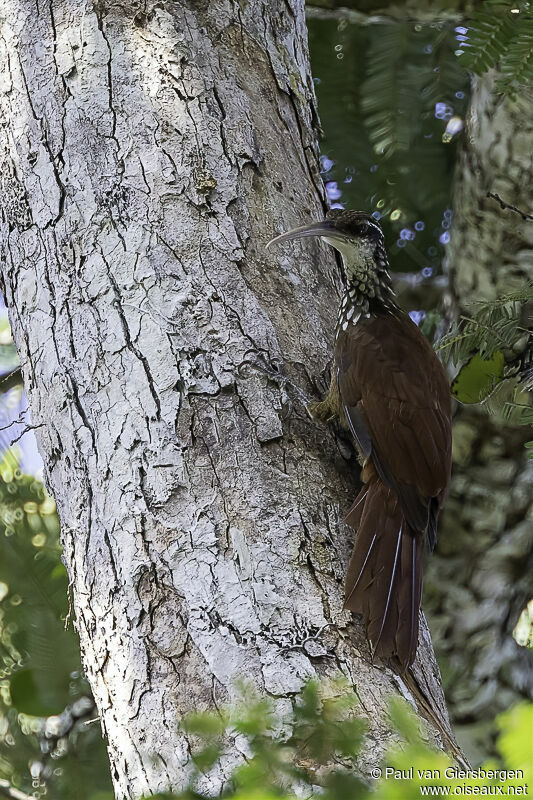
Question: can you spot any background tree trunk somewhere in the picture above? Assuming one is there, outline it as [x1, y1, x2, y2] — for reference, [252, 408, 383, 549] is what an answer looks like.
[425, 72, 533, 762]
[0, 0, 456, 796]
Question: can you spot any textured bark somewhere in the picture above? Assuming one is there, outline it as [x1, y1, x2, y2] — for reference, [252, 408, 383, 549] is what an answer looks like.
[0, 1, 456, 796]
[425, 73, 533, 762]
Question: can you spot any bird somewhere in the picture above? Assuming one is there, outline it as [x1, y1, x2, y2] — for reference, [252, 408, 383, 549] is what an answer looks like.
[268, 209, 452, 671]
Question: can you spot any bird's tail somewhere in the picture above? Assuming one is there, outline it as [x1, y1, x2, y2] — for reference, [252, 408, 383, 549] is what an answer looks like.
[343, 477, 424, 671]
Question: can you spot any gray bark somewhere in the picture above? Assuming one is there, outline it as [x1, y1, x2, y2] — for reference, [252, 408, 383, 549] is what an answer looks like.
[0, 1, 456, 796]
[426, 73, 533, 762]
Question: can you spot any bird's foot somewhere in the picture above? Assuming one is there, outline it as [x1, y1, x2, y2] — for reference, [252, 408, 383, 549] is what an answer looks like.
[307, 398, 336, 423]
[306, 398, 335, 422]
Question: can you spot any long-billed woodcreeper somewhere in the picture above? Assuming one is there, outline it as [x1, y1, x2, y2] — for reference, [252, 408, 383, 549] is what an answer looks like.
[269, 210, 452, 671]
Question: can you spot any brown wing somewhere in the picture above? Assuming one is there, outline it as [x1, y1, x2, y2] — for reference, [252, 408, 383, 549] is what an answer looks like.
[336, 311, 452, 537]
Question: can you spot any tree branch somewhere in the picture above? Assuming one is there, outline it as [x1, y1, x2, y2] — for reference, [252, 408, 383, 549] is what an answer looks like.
[305, 1, 466, 23]
[487, 192, 533, 222]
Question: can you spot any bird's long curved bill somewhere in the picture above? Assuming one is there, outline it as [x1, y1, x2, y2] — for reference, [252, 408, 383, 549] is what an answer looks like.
[266, 221, 335, 249]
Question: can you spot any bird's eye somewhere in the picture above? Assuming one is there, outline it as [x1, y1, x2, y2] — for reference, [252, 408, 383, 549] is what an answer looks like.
[359, 224, 368, 235]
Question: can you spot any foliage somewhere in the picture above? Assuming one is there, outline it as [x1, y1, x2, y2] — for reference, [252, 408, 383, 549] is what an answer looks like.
[458, 1, 533, 95]
[308, 17, 469, 277]
[147, 683, 532, 800]
[438, 284, 532, 367]
[437, 284, 532, 435]
[0, 450, 113, 800]
[450, 351, 505, 403]
[177, 681, 367, 800]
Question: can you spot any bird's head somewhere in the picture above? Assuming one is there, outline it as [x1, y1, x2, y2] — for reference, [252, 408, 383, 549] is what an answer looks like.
[268, 209, 389, 283]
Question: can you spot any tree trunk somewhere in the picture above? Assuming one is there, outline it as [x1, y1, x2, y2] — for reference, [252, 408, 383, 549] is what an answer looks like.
[425, 72, 533, 762]
[0, 1, 456, 795]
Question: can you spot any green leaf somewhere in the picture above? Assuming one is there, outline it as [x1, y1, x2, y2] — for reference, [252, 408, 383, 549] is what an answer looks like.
[496, 703, 533, 780]
[231, 792, 293, 800]
[457, 2, 533, 95]
[361, 25, 419, 158]
[232, 697, 274, 737]
[459, 12, 518, 76]
[497, 17, 533, 93]
[323, 770, 369, 799]
[9, 667, 65, 717]
[502, 400, 533, 425]
[191, 744, 224, 772]
[451, 351, 505, 404]
[182, 711, 227, 738]
[388, 697, 423, 746]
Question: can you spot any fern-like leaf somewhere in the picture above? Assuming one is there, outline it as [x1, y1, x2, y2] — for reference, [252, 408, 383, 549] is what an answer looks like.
[361, 25, 416, 157]
[438, 282, 533, 365]
[459, 1, 533, 93]
[497, 18, 533, 92]
[459, 12, 518, 75]
[437, 285, 532, 448]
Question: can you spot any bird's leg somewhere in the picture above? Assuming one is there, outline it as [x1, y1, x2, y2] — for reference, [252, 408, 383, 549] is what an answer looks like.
[307, 372, 342, 423]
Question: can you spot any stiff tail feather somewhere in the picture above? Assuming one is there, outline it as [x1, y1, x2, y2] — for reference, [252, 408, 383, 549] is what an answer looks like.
[344, 478, 424, 670]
